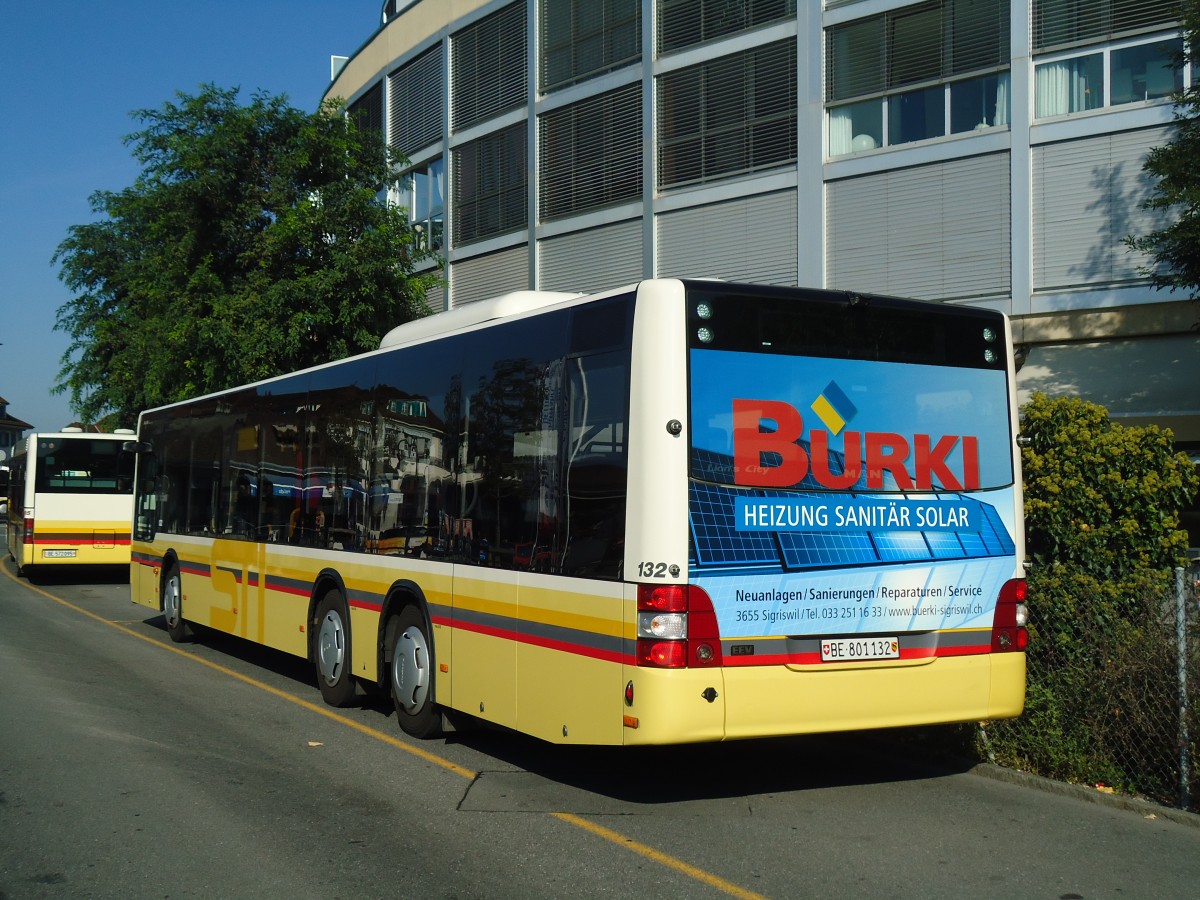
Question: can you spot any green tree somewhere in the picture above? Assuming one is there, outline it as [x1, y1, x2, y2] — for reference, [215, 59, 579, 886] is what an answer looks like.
[1126, 0, 1200, 301]
[54, 84, 440, 427]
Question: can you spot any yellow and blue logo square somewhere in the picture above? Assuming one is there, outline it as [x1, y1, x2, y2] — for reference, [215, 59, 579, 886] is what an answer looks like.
[810, 381, 857, 435]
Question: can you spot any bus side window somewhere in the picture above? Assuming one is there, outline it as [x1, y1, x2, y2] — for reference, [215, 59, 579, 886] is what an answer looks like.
[560, 351, 629, 580]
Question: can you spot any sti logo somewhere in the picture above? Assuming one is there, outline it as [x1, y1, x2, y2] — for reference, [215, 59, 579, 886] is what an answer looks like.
[732, 383, 980, 491]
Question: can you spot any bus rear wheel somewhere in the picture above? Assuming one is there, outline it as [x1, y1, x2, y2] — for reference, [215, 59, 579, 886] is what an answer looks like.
[389, 605, 439, 738]
[313, 590, 356, 707]
[162, 563, 190, 642]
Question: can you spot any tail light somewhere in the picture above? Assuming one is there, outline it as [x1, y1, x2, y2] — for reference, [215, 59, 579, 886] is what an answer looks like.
[24, 516, 34, 543]
[636, 584, 722, 668]
[991, 578, 1028, 653]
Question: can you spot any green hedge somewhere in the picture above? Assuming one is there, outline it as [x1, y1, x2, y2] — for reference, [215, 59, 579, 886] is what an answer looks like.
[983, 394, 1199, 805]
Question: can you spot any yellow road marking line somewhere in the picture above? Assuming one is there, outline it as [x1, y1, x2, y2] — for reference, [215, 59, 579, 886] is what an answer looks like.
[3, 561, 765, 899]
[552, 812, 769, 900]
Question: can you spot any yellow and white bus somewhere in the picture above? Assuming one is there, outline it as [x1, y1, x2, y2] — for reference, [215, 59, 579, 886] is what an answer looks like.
[6, 429, 136, 575]
[128, 279, 1027, 745]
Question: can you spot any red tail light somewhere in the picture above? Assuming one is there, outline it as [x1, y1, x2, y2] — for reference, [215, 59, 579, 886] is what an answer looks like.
[636, 584, 722, 668]
[991, 578, 1028, 653]
[24, 516, 34, 543]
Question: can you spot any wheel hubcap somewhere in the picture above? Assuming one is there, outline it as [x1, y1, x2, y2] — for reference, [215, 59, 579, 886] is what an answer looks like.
[392, 626, 430, 713]
[164, 574, 181, 628]
[317, 610, 345, 685]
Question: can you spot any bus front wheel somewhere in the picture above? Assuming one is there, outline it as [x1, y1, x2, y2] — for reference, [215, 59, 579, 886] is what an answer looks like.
[389, 605, 439, 738]
[313, 591, 356, 708]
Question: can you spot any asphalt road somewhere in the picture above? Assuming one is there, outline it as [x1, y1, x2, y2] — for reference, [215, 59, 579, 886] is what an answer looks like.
[2, 552, 1199, 899]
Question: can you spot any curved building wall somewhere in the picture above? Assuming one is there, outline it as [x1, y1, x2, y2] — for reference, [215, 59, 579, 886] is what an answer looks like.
[323, 0, 1200, 445]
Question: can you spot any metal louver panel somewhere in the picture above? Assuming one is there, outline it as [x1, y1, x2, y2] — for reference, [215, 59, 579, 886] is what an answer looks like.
[1033, 0, 1180, 53]
[657, 190, 798, 286]
[540, 0, 641, 92]
[950, 0, 1010, 75]
[425, 281, 445, 312]
[451, 245, 531, 306]
[453, 123, 528, 247]
[658, 40, 796, 189]
[538, 219, 643, 292]
[888, 3, 942, 88]
[826, 0, 1009, 101]
[658, 0, 797, 54]
[348, 81, 384, 135]
[389, 45, 444, 154]
[452, 2, 527, 131]
[827, 154, 1011, 302]
[1033, 127, 1171, 290]
[539, 84, 642, 220]
[826, 16, 885, 101]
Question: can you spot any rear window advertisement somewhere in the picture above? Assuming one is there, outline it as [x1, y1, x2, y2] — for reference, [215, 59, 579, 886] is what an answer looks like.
[688, 350, 1019, 639]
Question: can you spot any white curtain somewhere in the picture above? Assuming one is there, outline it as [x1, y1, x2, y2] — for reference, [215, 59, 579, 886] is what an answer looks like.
[994, 73, 1010, 126]
[1036, 60, 1092, 117]
[829, 107, 853, 157]
[1035, 61, 1070, 117]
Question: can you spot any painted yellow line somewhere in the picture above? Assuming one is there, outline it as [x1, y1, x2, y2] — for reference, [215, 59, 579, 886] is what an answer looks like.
[552, 813, 769, 900]
[3, 560, 765, 899]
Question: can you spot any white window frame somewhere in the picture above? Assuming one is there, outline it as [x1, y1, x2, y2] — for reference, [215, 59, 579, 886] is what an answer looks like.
[1033, 31, 1188, 120]
[828, 70, 1011, 157]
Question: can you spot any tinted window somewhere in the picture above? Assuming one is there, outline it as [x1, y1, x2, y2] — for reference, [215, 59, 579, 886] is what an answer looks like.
[34, 437, 132, 494]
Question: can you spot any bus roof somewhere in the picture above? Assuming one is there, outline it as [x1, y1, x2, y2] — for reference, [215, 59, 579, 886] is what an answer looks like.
[379, 290, 582, 349]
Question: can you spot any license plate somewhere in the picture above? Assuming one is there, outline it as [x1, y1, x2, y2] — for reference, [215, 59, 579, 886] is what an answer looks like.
[821, 636, 899, 662]
[42, 549, 78, 559]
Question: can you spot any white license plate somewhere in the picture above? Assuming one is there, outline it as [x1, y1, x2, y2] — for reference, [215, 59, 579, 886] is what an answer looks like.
[42, 549, 78, 559]
[820, 636, 899, 662]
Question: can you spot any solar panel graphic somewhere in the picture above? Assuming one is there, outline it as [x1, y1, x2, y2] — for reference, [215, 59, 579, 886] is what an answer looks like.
[688, 450, 1015, 574]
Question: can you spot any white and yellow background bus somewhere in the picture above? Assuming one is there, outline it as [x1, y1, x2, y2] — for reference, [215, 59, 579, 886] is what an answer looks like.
[6, 430, 135, 575]
[129, 279, 1027, 745]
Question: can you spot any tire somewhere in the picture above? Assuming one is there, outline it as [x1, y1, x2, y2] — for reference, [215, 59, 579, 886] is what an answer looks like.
[389, 605, 439, 738]
[162, 563, 190, 642]
[313, 590, 356, 707]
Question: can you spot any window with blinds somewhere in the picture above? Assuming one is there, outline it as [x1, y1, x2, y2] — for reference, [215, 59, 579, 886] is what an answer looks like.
[453, 123, 528, 246]
[826, 0, 1010, 102]
[540, 0, 641, 92]
[389, 46, 444, 154]
[539, 84, 642, 219]
[826, 0, 1010, 155]
[451, 2, 528, 132]
[658, 40, 796, 189]
[658, 0, 797, 54]
[1033, 0, 1180, 53]
[348, 81, 384, 135]
[1033, 127, 1172, 289]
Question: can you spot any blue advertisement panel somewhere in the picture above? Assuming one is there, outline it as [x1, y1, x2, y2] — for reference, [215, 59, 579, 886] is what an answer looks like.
[688, 349, 1018, 640]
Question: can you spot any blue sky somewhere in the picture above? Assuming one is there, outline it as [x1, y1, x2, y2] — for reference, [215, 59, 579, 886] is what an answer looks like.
[1, 1, 382, 435]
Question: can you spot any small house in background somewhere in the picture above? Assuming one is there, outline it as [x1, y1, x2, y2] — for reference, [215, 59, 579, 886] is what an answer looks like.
[0, 396, 32, 464]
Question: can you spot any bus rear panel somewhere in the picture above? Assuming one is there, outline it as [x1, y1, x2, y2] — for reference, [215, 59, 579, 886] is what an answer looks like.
[619, 280, 1025, 744]
[6, 432, 135, 572]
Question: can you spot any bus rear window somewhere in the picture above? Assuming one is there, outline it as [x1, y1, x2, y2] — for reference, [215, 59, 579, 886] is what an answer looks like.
[35, 438, 131, 494]
[685, 284, 1008, 371]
